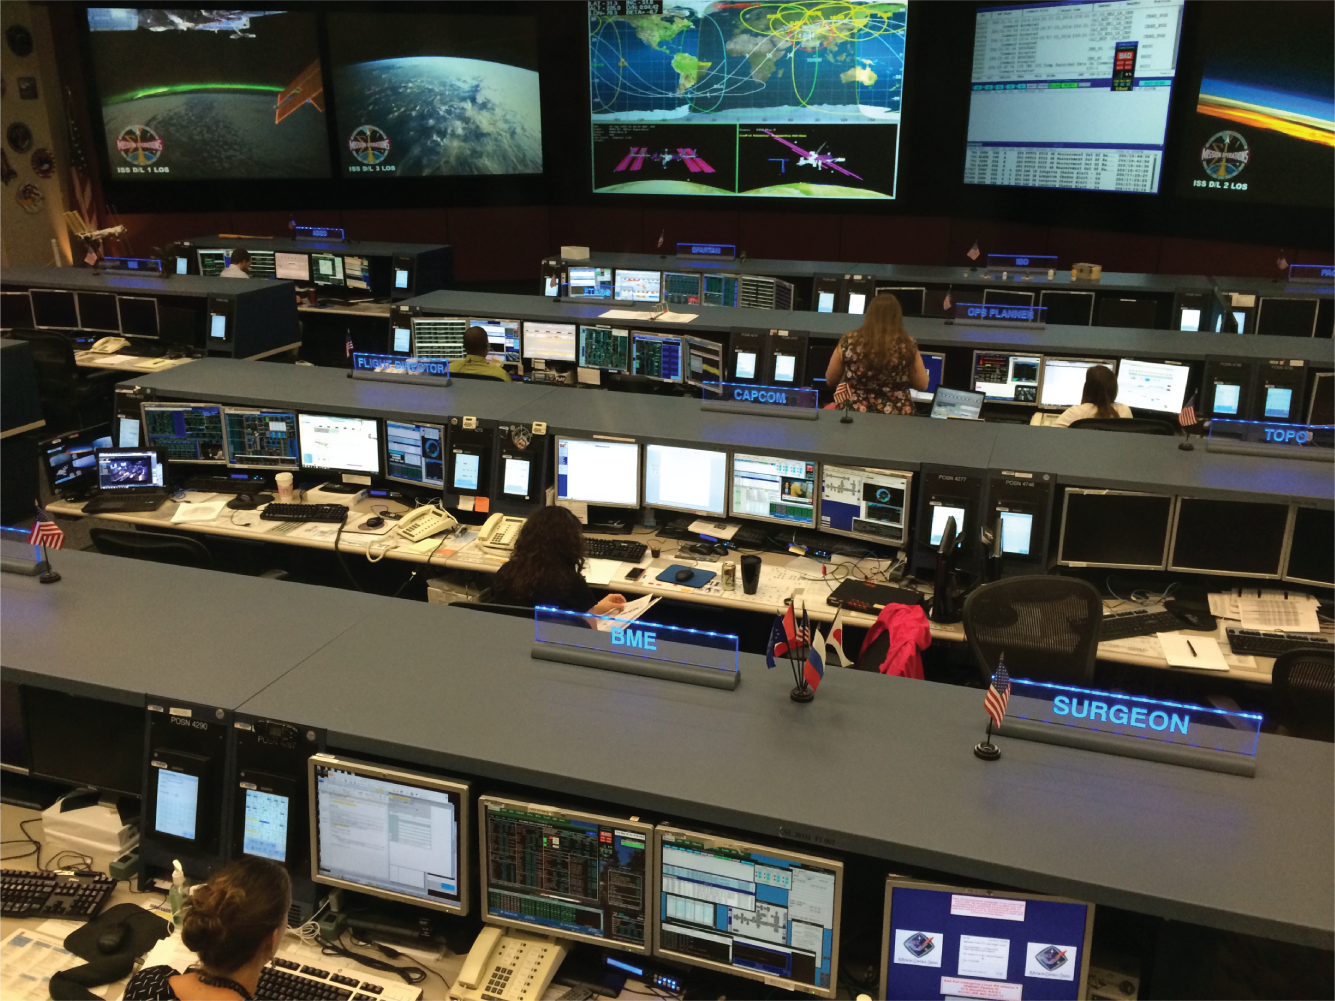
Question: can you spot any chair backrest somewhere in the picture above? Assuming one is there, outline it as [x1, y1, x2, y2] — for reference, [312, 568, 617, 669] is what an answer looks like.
[7, 329, 77, 383]
[449, 600, 538, 620]
[963, 576, 1103, 685]
[1069, 417, 1176, 436]
[90, 528, 213, 569]
[1271, 649, 1334, 742]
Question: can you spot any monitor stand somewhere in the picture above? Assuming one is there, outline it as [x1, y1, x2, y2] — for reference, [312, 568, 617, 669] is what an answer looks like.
[584, 506, 633, 535]
[315, 482, 363, 494]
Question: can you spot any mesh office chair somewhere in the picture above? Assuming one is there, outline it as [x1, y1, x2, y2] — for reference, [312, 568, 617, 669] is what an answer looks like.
[1069, 418, 1176, 436]
[963, 576, 1103, 685]
[450, 600, 536, 620]
[1270, 649, 1334, 742]
[6, 329, 119, 433]
[90, 528, 290, 579]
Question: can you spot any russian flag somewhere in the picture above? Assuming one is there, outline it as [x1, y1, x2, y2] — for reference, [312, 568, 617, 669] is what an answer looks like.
[804, 626, 826, 691]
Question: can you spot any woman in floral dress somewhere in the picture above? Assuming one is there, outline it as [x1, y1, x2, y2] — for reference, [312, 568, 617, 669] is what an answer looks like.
[824, 293, 929, 414]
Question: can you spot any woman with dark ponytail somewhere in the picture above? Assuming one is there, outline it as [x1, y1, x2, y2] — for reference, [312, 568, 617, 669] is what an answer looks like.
[124, 857, 290, 1000]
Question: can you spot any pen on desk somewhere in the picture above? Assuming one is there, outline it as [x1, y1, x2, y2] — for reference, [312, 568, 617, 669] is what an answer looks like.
[1186, 640, 1197, 657]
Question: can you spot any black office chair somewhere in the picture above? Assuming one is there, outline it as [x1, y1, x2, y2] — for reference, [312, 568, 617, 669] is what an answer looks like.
[963, 576, 1103, 685]
[451, 600, 539, 620]
[1068, 418, 1176, 436]
[1270, 649, 1334, 742]
[6, 329, 119, 433]
[89, 528, 290, 579]
[449, 371, 508, 382]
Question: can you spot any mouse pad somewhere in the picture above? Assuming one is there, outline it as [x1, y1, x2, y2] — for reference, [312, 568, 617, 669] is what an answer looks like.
[657, 564, 717, 589]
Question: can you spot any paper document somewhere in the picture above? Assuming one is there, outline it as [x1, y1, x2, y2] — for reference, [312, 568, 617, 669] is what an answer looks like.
[582, 558, 623, 586]
[1158, 632, 1229, 671]
[0, 927, 123, 1001]
[597, 309, 697, 323]
[595, 594, 662, 630]
[1238, 593, 1320, 633]
[170, 500, 227, 524]
[1097, 633, 1164, 659]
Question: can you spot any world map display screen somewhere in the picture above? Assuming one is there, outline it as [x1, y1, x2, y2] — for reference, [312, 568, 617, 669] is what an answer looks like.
[589, 1, 908, 199]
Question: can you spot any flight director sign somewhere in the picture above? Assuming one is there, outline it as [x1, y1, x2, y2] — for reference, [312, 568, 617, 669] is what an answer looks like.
[1207, 420, 1333, 462]
[954, 302, 1047, 327]
[350, 353, 452, 386]
[700, 381, 819, 420]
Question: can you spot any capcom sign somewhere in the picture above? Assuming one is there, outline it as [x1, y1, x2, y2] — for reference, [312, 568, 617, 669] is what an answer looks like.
[700, 381, 819, 420]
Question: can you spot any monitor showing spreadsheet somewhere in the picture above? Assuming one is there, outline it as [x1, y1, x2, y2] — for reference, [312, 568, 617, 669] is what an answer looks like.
[297, 413, 380, 475]
[820, 465, 912, 546]
[730, 453, 816, 529]
[556, 437, 639, 508]
[644, 444, 728, 517]
[632, 332, 683, 382]
[973, 351, 1041, 403]
[523, 321, 577, 362]
[222, 408, 300, 470]
[615, 269, 662, 302]
[142, 404, 226, 463]
[469, 318, 521, 363]
[384, 420, 445, 489]
[153, 767, 200, 842]
[413, 317, 467, 359]
[242, 787, 290, 863]
[1115, 358, 1190, 413]
[1039, 357, 1118, 409]
[274, 252, 310, 281]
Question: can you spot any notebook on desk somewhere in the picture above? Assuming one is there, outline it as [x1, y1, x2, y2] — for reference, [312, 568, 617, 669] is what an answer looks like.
[82, 448, 171, 514]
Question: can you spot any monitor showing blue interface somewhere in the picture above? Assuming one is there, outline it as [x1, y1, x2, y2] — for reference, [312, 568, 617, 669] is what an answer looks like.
[222, 408, 300, 470]
[384, 420, 445, 489]
[655, 826, 842, 998]
[730, 453, 817, 529]
[632, 332, 683, 382]
[141, 404, 226, 463]
[242, 789, 289, 863]
[1264, 386, 1293, 419]
[910, 352, 945, 403]
[567, 266, 613, 299]
[820, 465, 911, 546]
[880, 879, 1095, 1001]
[42, 425, 113, 495]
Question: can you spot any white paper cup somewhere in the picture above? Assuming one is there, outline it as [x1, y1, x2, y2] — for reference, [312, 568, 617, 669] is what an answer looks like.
[275, 472, 293, 502]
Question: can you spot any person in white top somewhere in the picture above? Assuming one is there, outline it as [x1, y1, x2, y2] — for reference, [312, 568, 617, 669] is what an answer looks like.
[1054, 365, 1133, 426]
[219, 248, 251, 278]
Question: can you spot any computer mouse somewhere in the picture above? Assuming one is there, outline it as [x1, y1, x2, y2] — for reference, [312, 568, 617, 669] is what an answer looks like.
[362, 516, 385, 529]
[97, 921, 130, 955]
[712, 544, 729, 557]
[674, 569, 695, 582]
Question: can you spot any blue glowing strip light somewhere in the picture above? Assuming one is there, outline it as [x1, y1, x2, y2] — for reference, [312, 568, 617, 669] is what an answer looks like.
[1288, 263, 1334, 283]
[101, 256, 163, 274]
[700, 381, 818, 411]
[954, 302, 1047, 325]
[534, 606, 739, 675]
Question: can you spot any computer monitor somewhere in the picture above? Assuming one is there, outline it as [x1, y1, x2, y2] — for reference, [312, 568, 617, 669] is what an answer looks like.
[449, 424, 493, 497]
[41, 423, 113, 497]
[999, 510, 1034, 555]
[814, 277, 839, 314]
[879, 878, 1095, 1001]
[1039, 357, 1118, 409]
[579, 325, 629, 372]
[412, 316, 467, 359]
[730, 452, 817, 529]
[523, 321, 577, 363]
[384, 420, 445, 489]
[683, 336, 723, 388]
[23, 687, 144, 796]
[876, 287, 925, 316]
[663, 271, 701, 305]
[310, 755, 470, 915]
[769, 333, 806, 385]
[930, 387, 984, 420]
[972, 351, 1041, 404]
[1284, 506, 1334, 587]
[909, 352, 945, 403]
[1309, 371, 1333, 425]
[94, 447, 166, 492]
[1, 290, 35, 329]
[982, 288, 1035, 307]
[479, 796, 654, 954]
[632, 332, 683, 382]
[297, 413, 381, 476]
[142, 403, 226, 463]
[75, 291, 120, 333]
[1179, 307, 1202, 331]
[469, 318, 521, 363]
[556, 437, 640, 509]
[1098, 297, 1158, 329]
[846, 291, 867, 315]
[1202, 358, 1255, 419]
[344, 256, 370, 291]
[1058, 489, 1172, 570]
[30, 288, 79, 329]
[274, 252, 310, 281]
[1256, 297, 1319, 337]
[654, 825, 842, 998]
[222, 407, 300, 470]
[117, 296, 159, 338]
[928, 504, 966, 546]
[567, 266, 613, 299]
[644, 444, 727, 518]
[245, 250, 276, 280]
[820, 465, 912, 546]
[1169, 498, 1290, 578]
[197, 249, 228, 277]
[391, 318, 412, 354]
[1039, 290, 1095, 326]
[703, 274, 739, 307]
[1115, 358, 1190, 413]
[394, 265, 411, 291]
[1262, 385, 1295, 420]
[615, 269, 662, 302]
[311, 253, 345, 287]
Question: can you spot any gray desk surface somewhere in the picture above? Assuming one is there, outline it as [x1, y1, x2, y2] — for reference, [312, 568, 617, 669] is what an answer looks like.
[237, 594, 1333, 950]
[191, 236, 448, 257]
[0, 265, 292, 299]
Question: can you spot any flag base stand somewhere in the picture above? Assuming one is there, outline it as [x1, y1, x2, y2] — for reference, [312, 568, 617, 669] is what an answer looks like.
[973, 741, 1000, 760]
[790, 685, 814, 703]
[1178, 441, 1194, 451]
[38, 567, 60, 584]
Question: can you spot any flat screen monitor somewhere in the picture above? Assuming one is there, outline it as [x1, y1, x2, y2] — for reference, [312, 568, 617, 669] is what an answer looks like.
[930, 387, 985, 420]
[683, 336, 723, 388]
[1169, 498, 1290, 578]
[142, 403, 226, 463]
[1211, 381, 1242, 416]
[820, 465, 912, 546]
[1179, 307, 1202, 331]
[118, 416, 140, 448]
[394, 267, 410, 291]
[964, 0, 1184, 194]
[30, 289, 79, 329]
[929, 504, 965, 546]
[654, 826, 842, 998]
[117, 296, 159, 338]
[909, 352, 945, 403]
[450, 441, 490, 496]
[1309, 371, 1333, 425]
[297, 413, 381, 476]
[567, 267, 613, 299]
[470, 318, 521, 363]
[412, 317, 468, 359]
[847, 291, 867, 315]
[41, 424, 113, 496]
[1262, 386, 1294, 420]
[733, 350, 757, 381]
[664, 272, 702, 305]
[23, 687, 143, 796]
[880, 878, 1095, 1001]
[1284, 506, 1334, 587]
[1058, 489, 1172, 570]
[391, 321, 412, 354]
[1, 290, 35, 329]
[152, 754, 204, 842]
[241, 781, 290, 863]
[730, 452, 817, 529]
[480, 796, 654, 954]
[556, 437, 639, 509]
[95, 448, 165, 492]
[274, 252, 310, 281]
[1257, 298, 1320, 338]
[982, 288, 1034, 307]
[344, 256, 370, 291]
[816, 289, 836, 313]
[245, 250, 276, 280]
[523, 321, 577, 362]
[198, 249, 228, 277]
[615, 269, 662, 302]
[1115, 358, 1190, 413]
[1098, 297, 1158, 329]
[579, 325, 629, 372]
[877, 287, 925, 316]
[703, 275, 739, 307]
[311, 755, 470, 915]
[999, 510, 1034, 556]
[76, 291, 120, 333]
[222, 407, 300, 470]
[384, 420, 445, 489]
[973, 351, 1041, 404]
[311, 253, 344, 287]
[1039, 357, 1118, 409]
[632, 332, 683, 382]
[644, 444, 727, 518]
[1040, 290, 1095, 326]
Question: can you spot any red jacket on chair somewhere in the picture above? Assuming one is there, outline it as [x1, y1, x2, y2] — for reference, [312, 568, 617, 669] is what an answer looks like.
[858, 602, 932, 678]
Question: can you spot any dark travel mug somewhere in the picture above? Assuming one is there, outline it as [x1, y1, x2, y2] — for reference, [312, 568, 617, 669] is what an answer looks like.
[741, 555, 762, 595]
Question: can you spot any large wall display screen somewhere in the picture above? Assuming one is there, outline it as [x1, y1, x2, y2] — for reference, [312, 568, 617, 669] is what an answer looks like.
[589, 1, 907, 199]
[963, 0, 1184, 194]
[85, 8, 331, 180]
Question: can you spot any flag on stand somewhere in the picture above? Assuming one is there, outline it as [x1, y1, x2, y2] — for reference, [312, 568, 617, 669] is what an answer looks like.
[943, 289, 952, 310]
[1276, 249, 1288, 271]
[983, 658, 1010, 730]
[345, 328, 355, 358]
[804, 624, 827, 692]
[1179, 391, 1197, 427]
[766, 604, 799, 667]
[29, 507, 65, 550]
[657, 229, 665, 249]
[826, 606, 852, 668]
[833, 380, 852, 406]
[966, 240, 980, 261]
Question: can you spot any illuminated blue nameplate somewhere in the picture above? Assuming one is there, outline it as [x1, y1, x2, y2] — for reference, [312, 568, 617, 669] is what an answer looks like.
[986, 253, 1056, 273]
[1288, 263, 1334, 284]
[1207, 419, 1333, 462]
[294, 225, 346, 242]
[101, 256, 163, 274]
[677, 242, 736, 259]
[954, 302, 1046, 327]
[350, 353, 452, 386]
[699, 381, 819, 420]
[1000, 677, 1261, 775]
[531, 607, 739, 689]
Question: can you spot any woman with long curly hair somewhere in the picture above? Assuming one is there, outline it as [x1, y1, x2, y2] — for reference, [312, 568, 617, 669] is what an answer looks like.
[824, 293, 929, 415]
[489, 505, 626, 614]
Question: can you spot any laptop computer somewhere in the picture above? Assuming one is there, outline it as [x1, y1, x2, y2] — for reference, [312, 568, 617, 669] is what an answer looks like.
[83, 448, 171, 514]
[929, 387, 985, 420]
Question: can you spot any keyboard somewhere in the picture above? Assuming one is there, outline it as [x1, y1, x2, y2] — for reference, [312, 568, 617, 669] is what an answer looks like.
[183, 475, 272, 495]
[1, 868, 116, 920]
[260, 503, 349, 524]
[1099, 608, 1184, 641]
[258, 954, 422, 1001]
[1225, 627, 1334, 658]
[585, 537, 647, 562]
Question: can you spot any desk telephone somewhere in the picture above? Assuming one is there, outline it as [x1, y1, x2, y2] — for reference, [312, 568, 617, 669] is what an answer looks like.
[478, 513, 526, 552]
[393, 504, 458, 542]
[90, 336, 130, 354]
[449, 926, 566, 1001]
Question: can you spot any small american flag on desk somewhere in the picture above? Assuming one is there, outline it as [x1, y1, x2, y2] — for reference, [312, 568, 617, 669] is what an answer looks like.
[1179, 391, 1198, 427]
[983, 659, 1010, 730]
[833, 380, 852, 405]
[29, 508, 65, 550]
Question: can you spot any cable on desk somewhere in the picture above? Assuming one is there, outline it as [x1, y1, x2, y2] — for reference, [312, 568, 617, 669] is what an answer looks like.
[331, 517, 366, 591]
[319, 931, 432, 987]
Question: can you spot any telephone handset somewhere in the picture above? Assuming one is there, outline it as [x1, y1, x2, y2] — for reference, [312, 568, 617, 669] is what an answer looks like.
[90, 336, 130, 354]
[449, 926, 566, 1001]
[478, 513, 526, 553]
[392, 504, 458, 543]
